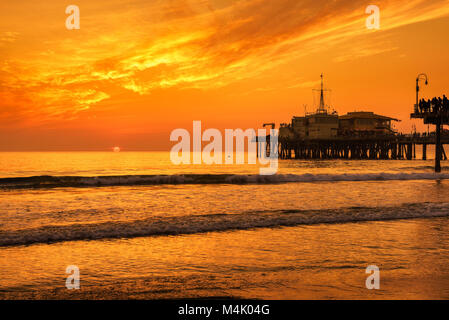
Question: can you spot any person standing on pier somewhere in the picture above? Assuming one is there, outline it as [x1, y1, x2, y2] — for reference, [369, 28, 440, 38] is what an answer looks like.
[432, 97, 438, 113]
[419, 99, 425, 113]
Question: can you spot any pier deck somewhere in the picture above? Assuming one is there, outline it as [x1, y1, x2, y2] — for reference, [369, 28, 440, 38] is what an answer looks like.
[277, 135, 449, 160]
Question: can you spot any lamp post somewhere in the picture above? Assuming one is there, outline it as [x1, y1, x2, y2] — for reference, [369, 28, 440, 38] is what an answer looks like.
[415, 73, 428, 113]
[415, 73, 442, 172]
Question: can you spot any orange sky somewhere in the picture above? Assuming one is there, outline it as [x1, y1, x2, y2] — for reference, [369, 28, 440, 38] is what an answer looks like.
[1, 0, 449, 150]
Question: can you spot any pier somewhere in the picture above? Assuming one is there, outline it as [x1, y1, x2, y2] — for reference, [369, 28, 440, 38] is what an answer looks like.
[277, 135, 449, 161]
[411, 105, 449, 172]
[409, 73, 449, 172]
[260, 74, 448, 171]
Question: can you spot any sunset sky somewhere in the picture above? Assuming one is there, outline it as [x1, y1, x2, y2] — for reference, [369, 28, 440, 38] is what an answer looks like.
[1, 0, 449, 151]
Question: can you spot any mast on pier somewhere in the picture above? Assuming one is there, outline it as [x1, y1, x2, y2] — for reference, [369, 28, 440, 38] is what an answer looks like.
[314, 73, 331, 114]
[319, 73, 325, 112]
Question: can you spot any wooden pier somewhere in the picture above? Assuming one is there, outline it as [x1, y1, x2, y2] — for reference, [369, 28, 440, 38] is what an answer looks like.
[277, 135, 449, 161]
[259, 75, 448, 172]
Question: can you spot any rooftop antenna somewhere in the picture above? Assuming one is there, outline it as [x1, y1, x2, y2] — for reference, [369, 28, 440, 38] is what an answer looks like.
[319, 73, 325, 112]
[313, 73, 331, 114]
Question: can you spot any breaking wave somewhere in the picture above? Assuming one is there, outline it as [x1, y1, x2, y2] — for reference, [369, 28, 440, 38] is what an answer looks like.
[1, 202, 449, 247]
[1, 172, 449, 189]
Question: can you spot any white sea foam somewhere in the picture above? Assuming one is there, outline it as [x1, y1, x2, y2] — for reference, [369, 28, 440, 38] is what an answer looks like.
[1, 172, 449, 189]
[1, 202, 449, 247]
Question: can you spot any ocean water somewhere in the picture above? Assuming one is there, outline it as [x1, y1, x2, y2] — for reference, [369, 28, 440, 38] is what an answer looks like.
[1, 151, 449, 299]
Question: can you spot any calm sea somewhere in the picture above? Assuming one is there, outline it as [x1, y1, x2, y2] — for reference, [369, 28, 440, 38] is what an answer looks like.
[1, 151, 449, 299]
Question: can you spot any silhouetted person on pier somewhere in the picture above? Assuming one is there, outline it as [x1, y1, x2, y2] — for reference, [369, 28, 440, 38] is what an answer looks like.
[419, 98, 430, 113]
[426, 99, 431, 113]
[432, 97, 439, 113]
[417, 98, 444, 113]
[419, 99, 424, 113]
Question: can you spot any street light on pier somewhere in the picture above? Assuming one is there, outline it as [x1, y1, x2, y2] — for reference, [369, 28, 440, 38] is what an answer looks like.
[411, 73, 447, 173]
[415, 73, 428, 113]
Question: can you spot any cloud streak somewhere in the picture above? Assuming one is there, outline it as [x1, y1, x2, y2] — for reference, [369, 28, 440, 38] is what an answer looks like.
[1, 0, 449, 125]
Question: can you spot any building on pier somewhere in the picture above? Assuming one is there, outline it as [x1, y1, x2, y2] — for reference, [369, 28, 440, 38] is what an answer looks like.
[279, 75, 398, 141]
[338, 112, 399, 137]
[288, 113, 339, 139]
